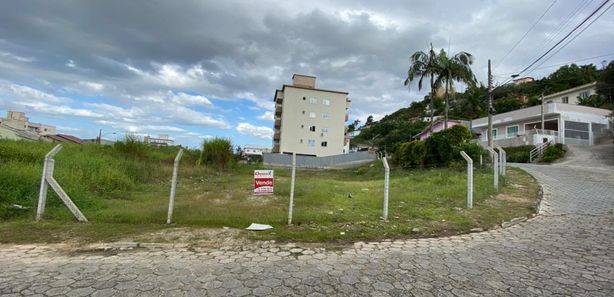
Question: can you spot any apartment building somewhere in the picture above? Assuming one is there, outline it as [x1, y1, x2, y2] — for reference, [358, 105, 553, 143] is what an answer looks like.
[272, 74, 350, 157]
[144, 135, 174, 146]
[0, 111, 56, 135]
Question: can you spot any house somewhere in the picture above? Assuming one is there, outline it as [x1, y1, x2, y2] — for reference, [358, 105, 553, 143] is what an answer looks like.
[414, 119, 469, 141]
[542, 82, 597, 105]
[512, 77, 534, 85]
[471, 103, 611, 147]
[0, 111, 56, 136]
[42, 134, 84, 145]
[272, 74, 350, 157]
[144, 135, 174, 146]
[0, 123, 40, 141]
[243, 144, 271, 156]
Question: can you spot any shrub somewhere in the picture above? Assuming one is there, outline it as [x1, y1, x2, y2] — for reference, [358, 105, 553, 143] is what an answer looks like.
[113, 135, 149, 159]
[453, 142, 486, 163]
[425, 132, 453, 166]
[199, 138, 233, 171]
[542, 143, 565, 163]
[395, 140, 426, 168]
[440, 125, 473, 145]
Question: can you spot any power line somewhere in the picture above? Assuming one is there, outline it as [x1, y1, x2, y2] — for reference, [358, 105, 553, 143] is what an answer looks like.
[495, 52, 614, 77]
[498, 0, 611, 87]
[525, 1, 614, 76]
[495, 0, 557, 68]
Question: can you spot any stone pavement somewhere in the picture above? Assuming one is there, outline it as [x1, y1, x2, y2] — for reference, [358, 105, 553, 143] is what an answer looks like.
[2, 149, 614, 296]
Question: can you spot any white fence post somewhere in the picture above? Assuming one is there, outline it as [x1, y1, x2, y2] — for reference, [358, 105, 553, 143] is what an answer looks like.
[486, 147, 499, 192]
[288, 153, 296, 225]
[495, 146, 506, 177]
[479, 154, 483, 167]
[460, 151, 473, 209]
[166, 149, 184, 224]
[382, 157, 390, 221]
[36, 144, 88, 222]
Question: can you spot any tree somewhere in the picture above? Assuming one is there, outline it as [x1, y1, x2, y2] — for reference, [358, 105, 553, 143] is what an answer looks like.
[347, 119, 361, 132]
[405, 43, 440, 124]
[597, 61, 614, 108]
[433, 49, 477, 128]
[365, 115, 374, 126]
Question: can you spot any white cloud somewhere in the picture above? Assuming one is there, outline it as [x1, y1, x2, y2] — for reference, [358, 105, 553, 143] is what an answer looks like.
[79, 81, 104, 91]
[168, 91, 212, 107]
[257, 111, 274, 121]
[19, 101, 101, 118]
[0, 51, 36, 62]
[0, 82, 69, 104]
[236, 122, 274, 139]
[56, 125, 81, 132]
[66, 59, 76, 68]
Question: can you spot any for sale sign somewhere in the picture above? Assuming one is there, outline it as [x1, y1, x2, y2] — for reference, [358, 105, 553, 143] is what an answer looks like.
[254, 170, 274, 195]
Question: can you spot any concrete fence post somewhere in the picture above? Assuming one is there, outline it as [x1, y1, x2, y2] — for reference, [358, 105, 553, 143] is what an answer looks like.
[486, 147, 499, 192]
[495, 146, 506, 177]
[166, 149, 184, 224]
[382, 157, 390, 221]
[36, 144, 88, 222]
[460, 151, 473, 209]
[288, 153, 296, 225]
[479, 154, 483, 167]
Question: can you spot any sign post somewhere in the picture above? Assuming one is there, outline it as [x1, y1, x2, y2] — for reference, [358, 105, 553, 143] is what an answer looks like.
[254, 170, 274, 195]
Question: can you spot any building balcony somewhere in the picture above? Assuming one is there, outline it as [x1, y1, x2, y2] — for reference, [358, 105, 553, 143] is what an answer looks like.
[274, 131, 280, 140]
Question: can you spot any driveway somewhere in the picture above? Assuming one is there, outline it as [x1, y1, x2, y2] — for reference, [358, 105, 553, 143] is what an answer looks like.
[1, 146, 614, 296]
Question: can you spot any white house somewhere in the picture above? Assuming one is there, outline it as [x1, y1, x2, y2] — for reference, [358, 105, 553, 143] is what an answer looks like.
[542, 82, 597, 105]
[472, 103, 611, 147]
[243, 144, 272, 156]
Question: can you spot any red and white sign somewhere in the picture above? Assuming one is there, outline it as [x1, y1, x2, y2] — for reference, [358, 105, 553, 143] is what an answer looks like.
[254, 170, 274, 195]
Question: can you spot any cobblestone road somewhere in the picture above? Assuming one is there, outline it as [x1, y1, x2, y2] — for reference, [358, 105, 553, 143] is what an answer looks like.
[2, 148, 614, 296]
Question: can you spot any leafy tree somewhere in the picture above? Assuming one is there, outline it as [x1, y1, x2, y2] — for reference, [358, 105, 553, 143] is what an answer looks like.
[365, 115, 374, 126]
[405, 43, 440, 123]
[347, 119, 361, 132]
[199, 138, 233, 171]
[433, 49, 477, 128]
[597, 61, 614, 109]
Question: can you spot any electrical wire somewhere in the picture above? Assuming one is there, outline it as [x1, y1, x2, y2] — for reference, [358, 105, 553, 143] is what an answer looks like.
[495, 0, 558, 69]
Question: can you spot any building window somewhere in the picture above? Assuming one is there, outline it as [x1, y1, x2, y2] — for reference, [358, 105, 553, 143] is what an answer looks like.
[301, 124, 304, 128]
[307, 139, 315, 147]
[303, 97, 306, 100]
[321, 141, 328, 147]
[492, 129, 497, 139]
[562, 96, 568, 104]
[322, 112, 329, 119]
[302, 110, 305, 115]
[309, 97, 317, 104]
[323, 99, 330, 106]
[309, 126, 316, 132]
[309, 112, 316, 118]
[506, 126, 519, 138]
[321, 127, 328, 133]
[300, 139, 303, 143]
[579, 91, 589, 99]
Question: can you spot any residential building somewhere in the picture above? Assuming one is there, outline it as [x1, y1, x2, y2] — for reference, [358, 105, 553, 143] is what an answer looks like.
[144, 135, 174, 146]
[512, 77, 534, 85]
[272, 74, 350, 157]
[243, 144, 272, 156]
[0, 123, 40, 141]
[414, 119, 469, 141]
[472, 103, 611, 147]
[0, 111, 56, 136]
[542, 82, 597, 105]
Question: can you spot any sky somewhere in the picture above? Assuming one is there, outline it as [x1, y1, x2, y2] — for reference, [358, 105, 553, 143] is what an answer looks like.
[1, 0, 613, 148]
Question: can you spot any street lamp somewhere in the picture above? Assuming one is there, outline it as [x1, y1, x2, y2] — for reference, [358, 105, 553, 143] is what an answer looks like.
[97, 130, 117, 144]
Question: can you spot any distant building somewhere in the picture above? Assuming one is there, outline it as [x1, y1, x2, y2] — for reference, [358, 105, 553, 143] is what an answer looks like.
[243, 144, 272, 156]
[272, 74, 350, 157]
[0, 111, 56, 136]
[414, 119, 469, 141]
[144, 135, 174, 146]
[0, 123, 40, 141]
[512, 77, 534, 85]
[542, 82, 597, 105]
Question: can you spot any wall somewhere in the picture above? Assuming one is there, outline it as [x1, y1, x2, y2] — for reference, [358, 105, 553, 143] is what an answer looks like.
[278, 86, 349, 157]
[263, 151, 376, 169]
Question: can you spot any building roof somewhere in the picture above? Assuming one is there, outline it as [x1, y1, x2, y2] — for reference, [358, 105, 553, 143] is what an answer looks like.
[543, 81, 597, 100]
[413, 119, 466, 139]
[0, 123, 40, 140]
[292, 73, 316, 79]
[43, 134, 84, 144]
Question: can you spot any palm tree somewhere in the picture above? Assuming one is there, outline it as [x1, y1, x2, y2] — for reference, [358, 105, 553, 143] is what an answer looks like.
[433, 49, 477, 129]
[404, 43, 439, 125]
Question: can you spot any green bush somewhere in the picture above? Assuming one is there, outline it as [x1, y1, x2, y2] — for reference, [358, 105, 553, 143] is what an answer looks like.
[113, 135, 149, 159]
[425, 132, 453, 166]
[395, 140, 426, 168]
[453, 142, 486, 163]
[503, 145, 535, 163]
[199, 138, 233, 171]
[542, 143, 565, 163]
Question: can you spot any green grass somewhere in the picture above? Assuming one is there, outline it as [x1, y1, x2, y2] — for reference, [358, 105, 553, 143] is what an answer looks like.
[0, 140, 539, 244]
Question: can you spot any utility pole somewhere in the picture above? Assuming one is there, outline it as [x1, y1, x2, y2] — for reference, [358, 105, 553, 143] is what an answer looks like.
[541, 91, 545, 131]
[97, 129, 102, 144]
[487, 59, 493, 148]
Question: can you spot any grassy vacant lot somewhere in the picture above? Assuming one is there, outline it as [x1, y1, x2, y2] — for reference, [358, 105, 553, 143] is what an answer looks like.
[0, 140, 539, 244]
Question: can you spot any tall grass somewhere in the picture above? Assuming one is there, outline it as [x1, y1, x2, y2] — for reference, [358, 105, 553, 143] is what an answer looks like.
[0, 139, 200, 220]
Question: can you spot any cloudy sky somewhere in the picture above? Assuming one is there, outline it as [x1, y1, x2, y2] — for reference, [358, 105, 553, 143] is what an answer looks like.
[1, 0, 613, 148]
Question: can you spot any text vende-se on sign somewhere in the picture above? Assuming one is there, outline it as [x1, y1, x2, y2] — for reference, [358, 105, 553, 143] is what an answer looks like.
[254, 170, 274, 195]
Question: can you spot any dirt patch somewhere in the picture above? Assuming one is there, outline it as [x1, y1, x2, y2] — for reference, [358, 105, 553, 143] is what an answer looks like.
[124, 227, 250, 248]
[495, 193, 532, 204]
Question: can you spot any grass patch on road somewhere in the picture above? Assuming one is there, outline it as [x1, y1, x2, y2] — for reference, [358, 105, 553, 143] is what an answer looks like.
[0, 140, 539, 244]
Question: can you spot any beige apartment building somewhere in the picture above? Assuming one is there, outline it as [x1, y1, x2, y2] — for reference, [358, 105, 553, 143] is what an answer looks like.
[0, 111, 56, 136]
[272, 74, 350, 157]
